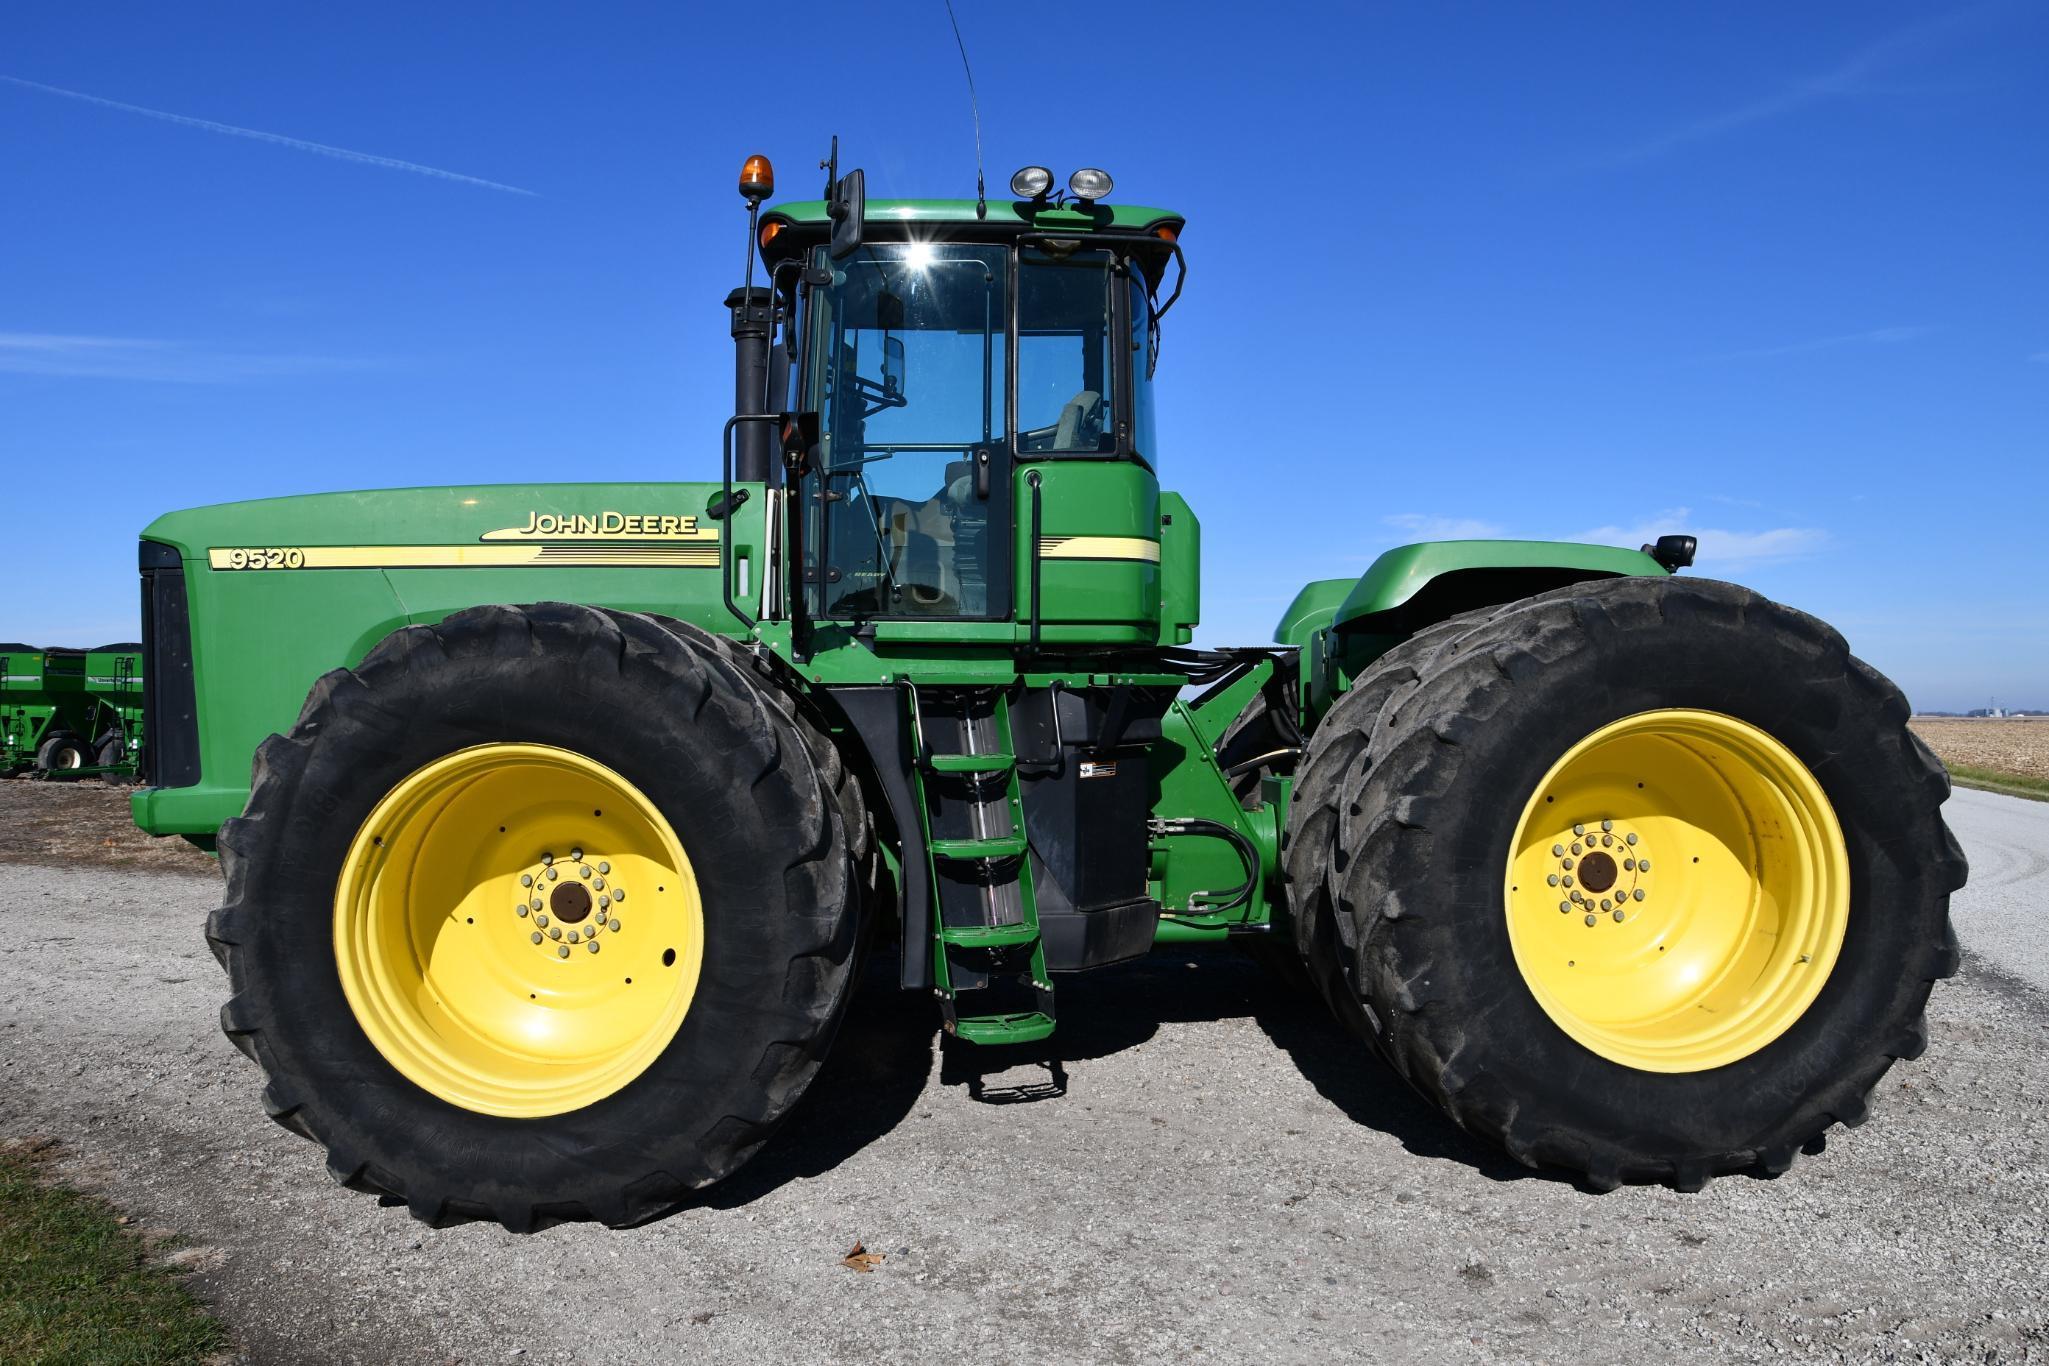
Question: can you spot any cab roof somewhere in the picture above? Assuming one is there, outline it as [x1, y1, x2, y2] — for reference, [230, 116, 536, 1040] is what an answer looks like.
[760, 198, 1185, 237]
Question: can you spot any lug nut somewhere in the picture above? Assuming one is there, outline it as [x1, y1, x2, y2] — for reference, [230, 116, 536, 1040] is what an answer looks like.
[1601, 819, 1613, 832]
[546, 866, 558, 881]
[557, 945, 570, 959]
[1552, 844, 1564, 857]
[1623, 858, 1635, 871]
[593, 877, 606, 891]
[609, 919, 622, 933]
[1600, 899, 1612, 911]
[612, 888, 625, 903]
[568, 930, 581, 944]
[1562, 875, 1574, 888]
[516, 905, 529, 918]
[535, 914, 549, 928]
[1612, 909, 1626, 922]
[1633, 888, 1646, 901]
[1625, 833, 1638, 846]
[1584, 913, 1598, 926]
[1563, 857, 1575, 870]
[587, 941, 600, 954]
[1571, 842, 1582, 855]
[598, 895, 610, 909]
[570, 848, 583, 861]
[520, 874, 533, 887]
[542, 853, 553, 865]
[1639, 859, 1651, 872]
[1573, 824, 1585, 836]
[530, 931, 543, 945]
[598, 861, 611, 874]
[1558, 901, 1571, 913]
[549, 927, 563, 941]
[1547, 874, 1560, 887]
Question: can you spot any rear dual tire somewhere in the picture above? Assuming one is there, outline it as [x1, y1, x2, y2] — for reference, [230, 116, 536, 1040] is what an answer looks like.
[1284, 576, 1965, 1190]
[209, 603, 862, 1229]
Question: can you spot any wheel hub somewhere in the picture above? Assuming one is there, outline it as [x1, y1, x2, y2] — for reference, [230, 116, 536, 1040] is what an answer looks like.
[1539, 819, 1650, 925]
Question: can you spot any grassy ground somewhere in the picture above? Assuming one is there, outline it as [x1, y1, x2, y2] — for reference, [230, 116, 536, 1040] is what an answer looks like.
[1941, 763, 2049, 802]
[0, 1139, 229, 1364]
[1910, 718, 2049, 804]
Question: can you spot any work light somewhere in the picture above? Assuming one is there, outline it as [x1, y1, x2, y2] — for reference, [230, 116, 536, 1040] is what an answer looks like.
[1010, 165, 1053, 199]
[1068, 168, 1113, 203]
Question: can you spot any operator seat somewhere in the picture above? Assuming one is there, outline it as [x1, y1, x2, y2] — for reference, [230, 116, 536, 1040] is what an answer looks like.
[1053, 390, 1103, 450]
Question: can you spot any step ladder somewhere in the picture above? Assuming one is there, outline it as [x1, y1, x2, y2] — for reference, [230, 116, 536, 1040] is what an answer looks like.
[905, 683, 1055, 1045]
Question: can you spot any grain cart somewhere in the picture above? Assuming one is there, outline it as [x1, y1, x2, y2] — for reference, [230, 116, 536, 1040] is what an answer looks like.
[1, 644, 94, 774]
[81, 642, 145, 779]
[131, 153, 1965, 1229]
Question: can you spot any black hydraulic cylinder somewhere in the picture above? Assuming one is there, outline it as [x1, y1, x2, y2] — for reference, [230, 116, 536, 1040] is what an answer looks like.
[726, 286, 775, 484]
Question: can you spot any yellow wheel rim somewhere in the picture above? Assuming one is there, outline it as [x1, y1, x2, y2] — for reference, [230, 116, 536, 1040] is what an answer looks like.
[334, 743, 704, 1117]
[1505, 709, 1849, 1073]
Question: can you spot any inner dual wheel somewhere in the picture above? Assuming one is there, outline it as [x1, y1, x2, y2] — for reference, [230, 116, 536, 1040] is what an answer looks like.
[209, 604, 861, 1229]
[1285, 575, 1964, 1190]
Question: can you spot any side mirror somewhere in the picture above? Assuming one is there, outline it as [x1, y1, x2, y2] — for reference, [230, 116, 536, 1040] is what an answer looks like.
[882, 336, 905, 399]
[828, 168, 865, 260]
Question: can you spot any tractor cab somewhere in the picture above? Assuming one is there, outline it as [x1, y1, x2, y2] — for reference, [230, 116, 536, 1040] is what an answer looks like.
[746, 161, 1184, 644]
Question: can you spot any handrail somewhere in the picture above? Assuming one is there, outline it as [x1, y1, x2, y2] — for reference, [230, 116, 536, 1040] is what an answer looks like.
[720, 412, 784, 631]
[1024, 468, 1044, 653]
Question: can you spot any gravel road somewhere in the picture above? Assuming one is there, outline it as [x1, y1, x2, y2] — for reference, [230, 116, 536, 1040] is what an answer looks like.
[2, 790, 2044, 1365]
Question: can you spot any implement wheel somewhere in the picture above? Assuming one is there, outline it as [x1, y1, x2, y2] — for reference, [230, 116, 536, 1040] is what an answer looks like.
[1284, 576, 1965, 1190]
[209, 603, 859, 1229]
[35, 732, 89, 774]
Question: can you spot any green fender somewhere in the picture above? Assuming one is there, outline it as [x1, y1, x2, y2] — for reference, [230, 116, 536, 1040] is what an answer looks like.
[1276, 539, 1670, 724]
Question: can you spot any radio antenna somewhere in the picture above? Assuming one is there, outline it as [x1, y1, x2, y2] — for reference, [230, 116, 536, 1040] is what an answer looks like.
[941, 0, 987, 220]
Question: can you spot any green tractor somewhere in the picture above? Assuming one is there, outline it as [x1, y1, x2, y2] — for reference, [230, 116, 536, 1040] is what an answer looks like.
[131, 152, 1965, 1229]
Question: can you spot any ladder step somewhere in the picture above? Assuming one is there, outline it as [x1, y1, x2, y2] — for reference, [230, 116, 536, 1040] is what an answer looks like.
[938, 922, 1039, 949]
[929, 833, 1028, 861]
[950, 1011, 1057, 1046]
[925, 752, 1015, 774]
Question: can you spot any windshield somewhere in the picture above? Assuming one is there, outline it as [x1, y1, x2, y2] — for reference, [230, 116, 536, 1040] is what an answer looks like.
[803, 244, 1008, 618]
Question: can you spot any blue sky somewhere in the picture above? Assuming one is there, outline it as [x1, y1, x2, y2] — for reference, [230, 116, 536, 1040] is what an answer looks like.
[2, 1, 2043, 710]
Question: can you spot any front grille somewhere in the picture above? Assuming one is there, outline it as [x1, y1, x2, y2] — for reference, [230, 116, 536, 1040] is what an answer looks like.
[139, 540, 201, 787]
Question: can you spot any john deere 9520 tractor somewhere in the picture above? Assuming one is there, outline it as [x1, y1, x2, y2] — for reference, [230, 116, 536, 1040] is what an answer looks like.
[130, 151, 1965, 1229]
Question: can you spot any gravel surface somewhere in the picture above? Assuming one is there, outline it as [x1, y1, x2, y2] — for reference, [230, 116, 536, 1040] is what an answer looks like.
[1, 794, 2044, 1365]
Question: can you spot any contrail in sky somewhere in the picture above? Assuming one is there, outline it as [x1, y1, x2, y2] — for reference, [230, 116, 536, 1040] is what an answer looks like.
[1, 74, 536, 196]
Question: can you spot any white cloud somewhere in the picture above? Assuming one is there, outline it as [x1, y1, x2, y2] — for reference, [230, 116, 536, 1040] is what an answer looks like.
[1594, 5, 1996, 167]
[1718, 326, 1928, 361]
[1383, 512, 1505, 540]
[1564, 506, 1829, 567]
[0, 332, 366, 383]
[1, 75, 536, 196]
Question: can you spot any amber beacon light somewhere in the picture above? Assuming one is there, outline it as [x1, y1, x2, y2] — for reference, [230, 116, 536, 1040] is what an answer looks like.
[739, 154, 774, 203]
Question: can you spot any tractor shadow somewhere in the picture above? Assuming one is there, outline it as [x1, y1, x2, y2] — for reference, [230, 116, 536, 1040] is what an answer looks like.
[702, 940, 1552, 1207]
[932, 944, 1541, 1187]
[697, 947, 939, 1209]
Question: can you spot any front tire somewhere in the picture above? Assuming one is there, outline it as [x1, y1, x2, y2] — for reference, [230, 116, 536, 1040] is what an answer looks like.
[208, 603, 860, 1229]
[1285, 577, 1966, 1190]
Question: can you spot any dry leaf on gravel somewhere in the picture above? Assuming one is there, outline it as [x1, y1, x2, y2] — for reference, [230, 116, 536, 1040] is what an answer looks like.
[841, 1240, 884, 1272]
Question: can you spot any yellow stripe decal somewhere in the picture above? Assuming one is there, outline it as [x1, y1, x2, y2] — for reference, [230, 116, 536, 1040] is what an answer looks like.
[1035, 536, 1161, 563]
[207, 543, 719, 571]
